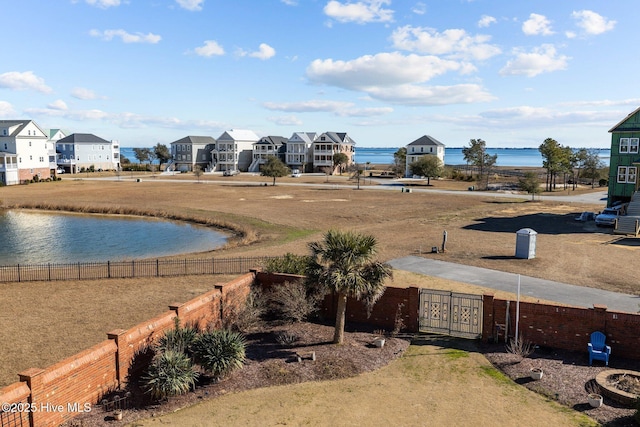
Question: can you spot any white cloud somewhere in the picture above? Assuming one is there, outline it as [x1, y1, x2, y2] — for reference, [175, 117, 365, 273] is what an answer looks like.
[267, 115, 303, 126]
[323, 0, 394, 24]
[249, 43, 276, 60]
[47, 100, 68, 110]
[307, 52, 473, 91]
[522, 13, 554, 36]
[89, 29, 161, 44]
[280, 0, 297, 5]
[469, 106, 620, 130]
[412, 2, 426, 15]
[0, 101, 15, 117]
[478, 15, 496, 28]
[176, 0, 204, 11]
[263, 100, 354, 113]
[571, 10, 616, 35]
[71, 87, 102, 100]
[85, 0, 121, 8]
[0, 71, 52, 93]
[193, 40, 225, 57]
[336, 107, 393, 117]
[365, 84, 495, 105]
[391, 25, 501, 60]
[500, 44, 569, 77]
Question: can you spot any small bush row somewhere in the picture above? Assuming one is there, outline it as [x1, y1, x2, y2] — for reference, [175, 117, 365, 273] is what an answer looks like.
[142, 320, 246, 401]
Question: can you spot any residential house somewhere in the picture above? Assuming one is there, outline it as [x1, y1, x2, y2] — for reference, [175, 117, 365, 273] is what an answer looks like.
[56, 133, 120, 173]
[312, 132, 355, 173]
[607, 107, 640, 206]
[286, 132, 317, 173]
[169, 136, 217, 172]
[249, 136, 288, 172]
[47, 129, 67, 172]
[405, 135, 445, 177]
[212, 129, 259, 172]
[0, 119, 51, 185]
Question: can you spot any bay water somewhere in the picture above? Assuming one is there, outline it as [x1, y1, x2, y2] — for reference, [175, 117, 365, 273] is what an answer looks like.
[122, 147, 611, 168]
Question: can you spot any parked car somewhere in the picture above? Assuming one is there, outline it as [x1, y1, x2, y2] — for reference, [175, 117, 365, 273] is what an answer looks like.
[595, 207, 624, 227]
[575, 211, 595, 222]
[56, 167, 65, 174]
[223, 169, 239, 176]
[291, 169, 301, 178]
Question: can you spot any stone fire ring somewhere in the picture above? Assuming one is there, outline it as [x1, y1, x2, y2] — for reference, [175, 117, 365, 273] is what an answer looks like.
[595, 369, 640, 406]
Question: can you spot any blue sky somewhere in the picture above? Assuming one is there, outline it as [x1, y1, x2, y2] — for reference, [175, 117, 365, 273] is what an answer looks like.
[1, 0, 636, 148]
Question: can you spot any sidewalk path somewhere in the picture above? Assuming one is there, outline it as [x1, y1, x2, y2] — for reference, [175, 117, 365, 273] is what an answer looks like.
[388, 255, 639, 314]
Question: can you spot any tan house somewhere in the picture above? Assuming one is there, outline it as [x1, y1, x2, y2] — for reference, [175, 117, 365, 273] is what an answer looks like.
[312, 132, 355, 173]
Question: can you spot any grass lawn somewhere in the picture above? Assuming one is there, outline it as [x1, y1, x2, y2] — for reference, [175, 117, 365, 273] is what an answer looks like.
[132, 336, 597, 427]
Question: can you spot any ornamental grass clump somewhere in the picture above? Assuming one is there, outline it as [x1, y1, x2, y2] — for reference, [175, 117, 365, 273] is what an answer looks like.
[155, 319, 199, 356]
[143, 350, 199, 400]
[192, 329, 246, 378]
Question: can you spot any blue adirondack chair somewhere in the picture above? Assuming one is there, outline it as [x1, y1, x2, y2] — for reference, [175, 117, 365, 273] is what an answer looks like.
[588, 331, 611, 366]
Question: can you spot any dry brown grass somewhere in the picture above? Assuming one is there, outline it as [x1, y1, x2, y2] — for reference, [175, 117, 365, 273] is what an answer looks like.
[0, 174, 632, 389]
[0, 274, 236, 387]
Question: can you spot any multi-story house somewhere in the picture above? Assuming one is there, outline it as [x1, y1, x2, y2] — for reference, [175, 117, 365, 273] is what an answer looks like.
[312, 132, 355, 173]
[47, 129, 67, 172]
[0, 119, 52, 185]
[286, 132, 317, 173]
[607, 107, 640, 206]
[405, 135, 446, 177]
[248, 136, 288, 172]
[169, 136, 217, 172]
[56, 133, 120, 173]
[212, 129, 259, 172]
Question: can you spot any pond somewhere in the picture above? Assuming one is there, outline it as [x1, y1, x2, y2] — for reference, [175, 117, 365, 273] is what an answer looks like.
[0, 210, 228, 265]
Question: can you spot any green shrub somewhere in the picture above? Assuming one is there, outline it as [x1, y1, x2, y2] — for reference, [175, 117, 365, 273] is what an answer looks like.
[155, 320, 199, 356]
[192, 329, 246, 378]
[263, 253, 311, 275]
[142, 350, 198, 400]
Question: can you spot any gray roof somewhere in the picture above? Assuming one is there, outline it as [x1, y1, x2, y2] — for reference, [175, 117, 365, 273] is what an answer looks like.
[57, 133, 111, 144]
[407, 135, 445, 147]
[318, 132, 355, 145]
[255, 136, 288, 146]
[0, 120, 47, 137]
[289, 132, 318, 144]
[170, 136, 216, 145]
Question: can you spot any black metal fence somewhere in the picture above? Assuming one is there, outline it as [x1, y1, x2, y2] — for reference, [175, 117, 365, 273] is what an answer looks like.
[0, 257, 273, 283]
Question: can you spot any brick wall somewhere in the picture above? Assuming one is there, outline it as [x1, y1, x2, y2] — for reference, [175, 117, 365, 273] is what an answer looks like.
[482, 294, 640, 359]
[2, 270, 637, 427]
[0, 272, 255, 427]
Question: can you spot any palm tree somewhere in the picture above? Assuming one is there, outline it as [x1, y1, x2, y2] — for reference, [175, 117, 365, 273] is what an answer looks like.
[308, 230, 392, 344]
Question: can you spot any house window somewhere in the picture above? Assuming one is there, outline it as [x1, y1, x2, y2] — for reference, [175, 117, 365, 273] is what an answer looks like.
[617, 166, 637, 184]
[630, 138, 639, 154]
[29, 141, 32, 147]
[620, 138, 631, 153]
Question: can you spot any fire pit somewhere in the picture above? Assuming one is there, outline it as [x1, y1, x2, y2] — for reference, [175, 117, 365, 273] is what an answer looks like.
[595, 369, 640, 406]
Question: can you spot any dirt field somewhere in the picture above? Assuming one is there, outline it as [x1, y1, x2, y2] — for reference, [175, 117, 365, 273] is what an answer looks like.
[1, 173, 631, 295]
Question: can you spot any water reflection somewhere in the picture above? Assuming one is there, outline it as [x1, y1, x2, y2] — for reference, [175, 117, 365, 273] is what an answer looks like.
[0, 210, 227, 265]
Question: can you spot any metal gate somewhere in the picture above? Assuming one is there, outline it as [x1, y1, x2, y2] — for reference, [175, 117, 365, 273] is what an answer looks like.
[419, 289, 483, 339]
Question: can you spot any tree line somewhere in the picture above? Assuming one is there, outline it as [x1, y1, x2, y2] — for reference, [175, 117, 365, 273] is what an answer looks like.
[390, 138, 605, 196]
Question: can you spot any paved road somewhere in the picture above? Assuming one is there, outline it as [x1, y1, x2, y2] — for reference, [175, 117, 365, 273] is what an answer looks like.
[87, 174, 609, 205]
[388, 256, 640, 314]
